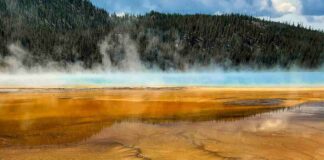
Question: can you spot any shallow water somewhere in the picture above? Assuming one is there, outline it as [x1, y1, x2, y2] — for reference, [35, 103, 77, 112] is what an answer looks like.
[0, 71, 323, 87]
[0, 88, 323, 159]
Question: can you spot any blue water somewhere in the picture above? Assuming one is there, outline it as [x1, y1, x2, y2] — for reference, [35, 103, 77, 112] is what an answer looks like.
[0, 72, 323, 87]
[59, 72, 324, 87]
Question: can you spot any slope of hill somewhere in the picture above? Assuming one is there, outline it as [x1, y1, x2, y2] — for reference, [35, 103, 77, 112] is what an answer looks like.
[0, 0, 323, 72]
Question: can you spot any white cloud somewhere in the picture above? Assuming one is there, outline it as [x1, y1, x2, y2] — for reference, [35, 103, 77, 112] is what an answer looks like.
[260, 0, 324, 30]
[214, 11, 223, 15]
[271, 0, 302, 14]
[91, 0, 324, 30]
[260, 14, 324, 30]
[116, 12, 126, 17]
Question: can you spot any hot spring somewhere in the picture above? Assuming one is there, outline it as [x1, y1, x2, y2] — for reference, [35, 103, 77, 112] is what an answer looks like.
[0, 71, 323, 87]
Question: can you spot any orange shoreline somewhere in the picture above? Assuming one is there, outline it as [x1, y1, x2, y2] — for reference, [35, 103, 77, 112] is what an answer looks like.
[0, 87, 324, 159]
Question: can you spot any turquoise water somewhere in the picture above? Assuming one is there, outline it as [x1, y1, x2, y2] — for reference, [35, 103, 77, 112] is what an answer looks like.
[0, 72, 323, 87]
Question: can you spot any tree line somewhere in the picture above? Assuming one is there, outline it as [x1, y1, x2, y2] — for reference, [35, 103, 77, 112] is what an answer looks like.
[0, 0, 323, 71]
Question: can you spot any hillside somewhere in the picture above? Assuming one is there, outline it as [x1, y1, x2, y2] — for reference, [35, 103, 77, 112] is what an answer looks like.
[0, 0, 324, 71]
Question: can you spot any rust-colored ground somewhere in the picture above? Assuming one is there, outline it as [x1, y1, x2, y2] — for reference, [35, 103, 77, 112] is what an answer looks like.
[0, 87, 323, 160]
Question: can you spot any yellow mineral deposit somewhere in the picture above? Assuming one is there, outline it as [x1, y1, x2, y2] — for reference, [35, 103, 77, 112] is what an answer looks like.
[0, 87, 324, 159]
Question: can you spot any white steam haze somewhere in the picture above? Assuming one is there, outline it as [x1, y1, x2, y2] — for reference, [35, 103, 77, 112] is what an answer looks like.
[1, 33, 147, 73]
[1, 28, 187, 74]
[0, 33, 324, 87]
[5, 43, 28, 73]
[0, 72, 323, 87]
[3, 43, 85, 73]
[99, 34, 145, 72]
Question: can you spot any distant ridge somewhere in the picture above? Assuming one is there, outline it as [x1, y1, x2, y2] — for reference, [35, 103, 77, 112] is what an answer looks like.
[0, 0, 323, 71]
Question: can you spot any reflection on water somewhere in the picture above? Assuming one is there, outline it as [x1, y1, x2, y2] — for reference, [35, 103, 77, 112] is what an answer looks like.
[86, 103, 324, 160]
[0, 88, 324, 159]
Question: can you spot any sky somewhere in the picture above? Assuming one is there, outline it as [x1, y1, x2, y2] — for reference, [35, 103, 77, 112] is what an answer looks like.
[90, 0, 324, 30]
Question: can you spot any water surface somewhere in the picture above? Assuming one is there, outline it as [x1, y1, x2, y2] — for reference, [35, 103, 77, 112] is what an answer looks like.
[0, 72, 323, 87]
[0, 88, 323, 159]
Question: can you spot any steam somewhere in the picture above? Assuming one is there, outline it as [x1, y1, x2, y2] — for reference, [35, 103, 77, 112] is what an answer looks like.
[2, 33, 147, 73]
[1, 31, 185, 73]
[138, 31, 184, 70]
[5, 43, 27, 72]
[1, 42, 86, 73]
[1, 32, 323, 74]
[0, 31, 323, 87]
[99, 33, 145, 72]
[0, 71, 322, 87]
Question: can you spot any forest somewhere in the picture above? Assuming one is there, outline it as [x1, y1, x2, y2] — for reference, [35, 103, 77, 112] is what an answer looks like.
[0, 0, 324, 71]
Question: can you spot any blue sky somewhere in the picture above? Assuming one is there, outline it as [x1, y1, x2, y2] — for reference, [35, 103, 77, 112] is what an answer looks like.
[90, 0, 324, 30]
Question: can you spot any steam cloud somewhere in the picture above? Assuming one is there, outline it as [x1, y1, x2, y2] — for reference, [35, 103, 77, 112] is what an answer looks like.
[99, 33, 145, 72]
[0, 30, 323, 87]
[4, 43, 28, 73]
[1, 43, 85, 73]
[0, 31, 187, 73]
[1, 33, 149, 73]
